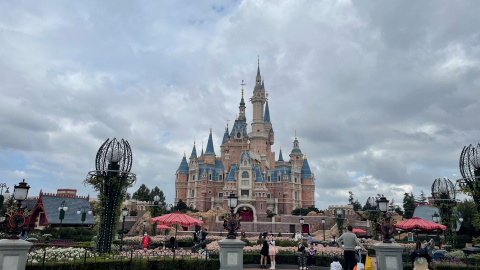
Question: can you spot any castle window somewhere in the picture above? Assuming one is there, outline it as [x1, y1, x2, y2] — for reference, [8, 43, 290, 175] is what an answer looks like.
[209, 173, 212, 180]
[260, 203, 263, 209]
[219, 174, 223, 181]
[267, 175, 271, 182]
[176, 173, 178, 181]
[242, 180, 249, 186]
[294, 192, 298, 200]
[192, 175, 196, 181]
[241, 190, 249, 197]
[219, 193, 223, 198]
[242, 171, 249, 178]
[278, 175, 281, 182]
[208, 190, 212, 194]
[267, 194, 271, 199]
[294, 177, 297, 183]
[191, 190, 195, 198]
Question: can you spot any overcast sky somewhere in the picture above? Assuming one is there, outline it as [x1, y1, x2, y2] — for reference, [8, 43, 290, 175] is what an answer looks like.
[1, 0, 479, 210]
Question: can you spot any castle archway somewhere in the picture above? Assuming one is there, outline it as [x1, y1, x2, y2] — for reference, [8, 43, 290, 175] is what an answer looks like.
[235, 204, 257, 222]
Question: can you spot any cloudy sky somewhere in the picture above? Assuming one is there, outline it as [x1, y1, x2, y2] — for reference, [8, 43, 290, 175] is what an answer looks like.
[1, 0, 479, 210]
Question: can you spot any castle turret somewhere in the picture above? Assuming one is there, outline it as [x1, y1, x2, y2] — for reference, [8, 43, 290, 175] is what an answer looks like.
[204, 129, 216, 164]
[289, 132, 303, 166]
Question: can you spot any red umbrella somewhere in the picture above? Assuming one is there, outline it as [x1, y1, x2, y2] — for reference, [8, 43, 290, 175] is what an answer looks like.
[156, 224, 171, 230]
[395, 217, 447, 231]
[352, 228, 366, 234]
[150, 211, 204, 248]
[150, 211, 204, 227]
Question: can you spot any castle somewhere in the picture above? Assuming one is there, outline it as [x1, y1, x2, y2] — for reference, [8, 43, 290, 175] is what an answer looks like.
[175, 61, 315, 221]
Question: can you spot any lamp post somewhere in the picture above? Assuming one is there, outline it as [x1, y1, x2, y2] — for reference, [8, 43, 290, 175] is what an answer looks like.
[377, 196, 392, 243]
[432, 212, 440, 247]
[76, 206, 92, 227]
[198, 214, 203, 232]
[120, 206, 128, 251]
[321, 218, 326, 241]
[8, 179, 30, 239]
[226, 193, 239, 239]
[151, 195, 160, 236]
[58, 200, 68, 237]
[143, 220, 146, 235]
[300, 217, 305, 237]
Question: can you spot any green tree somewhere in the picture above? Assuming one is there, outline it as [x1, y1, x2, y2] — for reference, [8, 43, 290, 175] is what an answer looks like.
[149, 186, 166, 204]
[292, 206, 322, 216]
[455, 199, 479, 237]
[417, 190, 427, 205]
[132, 184, 151, 201]
[403, 192, 415, 219]
[348, 191, 362, 211]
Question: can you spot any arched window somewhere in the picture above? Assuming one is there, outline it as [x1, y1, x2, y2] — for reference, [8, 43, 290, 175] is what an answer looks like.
[209, 173, 212, 180]
[278, 175, 281, 182]
[242, 171, 249, 178]
[192, 175, 196, 181]
[191, 190, 195, 198]
[219, 174, 223, 181]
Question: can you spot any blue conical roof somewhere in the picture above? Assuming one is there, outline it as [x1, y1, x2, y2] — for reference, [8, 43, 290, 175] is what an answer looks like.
[221, 126, 229, 146]
[264, 101, 271, 123]
[278, 148, 283, 161]
[178, 155, 189, 174]
[190, 142, 197, 158]
[205, 129, 215, 155]
[301, 157, 312, 178]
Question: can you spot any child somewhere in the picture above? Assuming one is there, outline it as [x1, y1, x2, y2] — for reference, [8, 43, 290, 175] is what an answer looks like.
[307, 244, 316, 266]
[330, 256, 342, 270]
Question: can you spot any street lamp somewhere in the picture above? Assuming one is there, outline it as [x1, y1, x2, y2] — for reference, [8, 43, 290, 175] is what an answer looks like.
[376, 196, 392, 243]
[226, 193, 239, 239]
[198, 215, 203, 232]
[76, 206, 92, 227]
[58, 200, 68, 236]
[321, 218, 326, 241]
[8, 179, 30, 239]
[152, 195, 161, 236]
[143, 220, 146, 235]
[300, 217, 305, 237]
[120, 206, 128, 251]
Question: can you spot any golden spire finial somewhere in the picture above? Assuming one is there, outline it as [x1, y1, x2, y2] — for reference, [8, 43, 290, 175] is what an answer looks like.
[258, 55, 260, 67]
[210, 127, 212, 134]
[194, 139, 196, 146]
[241, 80, 245, 99]
[184, 151, 186, 158]
[304, 153, 307, 160]
[295, 130, 297, 140]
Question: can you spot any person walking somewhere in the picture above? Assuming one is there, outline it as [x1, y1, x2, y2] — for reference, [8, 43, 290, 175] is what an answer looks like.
[337, 226, 365, 270]
[260, 236, 269, 269]
[201, 228, 208, 242]
[307, 233, 313, 246]
[268, 235, 277, 269]
[142, 232, 151, 250]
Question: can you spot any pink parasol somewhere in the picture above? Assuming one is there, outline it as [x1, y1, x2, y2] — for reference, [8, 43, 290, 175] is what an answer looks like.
[352, 228, 367, 234]
[156, 224, 171, 230]
[395, 217, 447, 231]
[150, 211, 204, 227]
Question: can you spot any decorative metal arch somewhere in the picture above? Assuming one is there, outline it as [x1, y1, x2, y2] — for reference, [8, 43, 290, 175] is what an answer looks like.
[431, 178, 456, 202]
[458, 144, 480, 212]
[95, 138, 133, 172]
[85, 138, 136, 253]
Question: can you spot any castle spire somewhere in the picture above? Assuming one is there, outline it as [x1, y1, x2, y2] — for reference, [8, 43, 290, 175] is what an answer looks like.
[278, 147, 284, 161]
[205, 128, 215, 155]
[239, 80, 247, 122]
[190, 140, 197, 158]
[264, 99, 271, 123]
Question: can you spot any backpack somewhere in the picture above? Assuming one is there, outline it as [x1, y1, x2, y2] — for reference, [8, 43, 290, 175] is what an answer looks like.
[298, 243, 305, 253]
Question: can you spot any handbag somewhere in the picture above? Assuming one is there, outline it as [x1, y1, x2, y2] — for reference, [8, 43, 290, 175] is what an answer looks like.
[365, 254, 374, 270]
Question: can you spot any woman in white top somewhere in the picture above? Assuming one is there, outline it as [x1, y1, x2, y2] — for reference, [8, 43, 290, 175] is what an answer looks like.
[268, 236, 277, 269]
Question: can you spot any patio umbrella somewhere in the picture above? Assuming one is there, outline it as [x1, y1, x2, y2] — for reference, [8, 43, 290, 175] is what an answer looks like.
[156, 224, 171, 230]
[395, 217, 447, 231]
[352, 228, 367, 234]
[150, 211, 204, 249]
